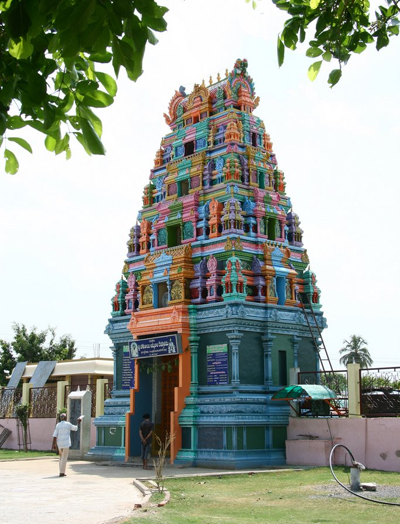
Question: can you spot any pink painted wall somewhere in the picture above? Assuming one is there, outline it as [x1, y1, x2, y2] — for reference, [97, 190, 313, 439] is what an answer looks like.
[0, 418, 96, 451]
[286, 417, 400, 472]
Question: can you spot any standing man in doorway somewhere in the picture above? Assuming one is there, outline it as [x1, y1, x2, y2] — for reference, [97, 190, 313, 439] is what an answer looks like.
[52, 412, 82, 477]
[139, 413, 153, 470]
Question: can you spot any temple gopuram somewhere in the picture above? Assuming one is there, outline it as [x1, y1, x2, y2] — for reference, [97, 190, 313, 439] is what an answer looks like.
[88, 59, 326, 469]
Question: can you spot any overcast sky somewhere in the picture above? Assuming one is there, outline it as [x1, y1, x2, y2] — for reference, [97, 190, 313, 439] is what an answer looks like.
[1, 0, 399, 368]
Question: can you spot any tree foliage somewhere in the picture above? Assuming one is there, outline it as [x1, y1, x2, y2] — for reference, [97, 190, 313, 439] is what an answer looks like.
[267, 0, 400, 86]
[15, 402, 30, 451]
[0, 323, 77, 385]
[0, 0, 168, 174]
[0, 341, 16, 385]
[339, 334, 373, 368]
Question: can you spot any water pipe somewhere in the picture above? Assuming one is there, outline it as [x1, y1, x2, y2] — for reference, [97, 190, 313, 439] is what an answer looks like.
[329, 444, 400, 506]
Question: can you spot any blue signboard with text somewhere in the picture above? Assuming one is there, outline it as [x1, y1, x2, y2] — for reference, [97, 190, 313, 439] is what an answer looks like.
[122, 345, 136, 390]
[207, 344, 229, 385]
[128, 334, 182, 360]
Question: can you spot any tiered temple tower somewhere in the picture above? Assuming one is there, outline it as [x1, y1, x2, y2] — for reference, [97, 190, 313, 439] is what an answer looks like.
[90, 59, 326, 468]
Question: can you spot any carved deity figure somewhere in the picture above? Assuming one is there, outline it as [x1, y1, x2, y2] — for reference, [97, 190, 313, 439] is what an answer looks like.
[285, 280, 292, 300]
[207, 254, 218, 274]
[142, 286, 153, 306]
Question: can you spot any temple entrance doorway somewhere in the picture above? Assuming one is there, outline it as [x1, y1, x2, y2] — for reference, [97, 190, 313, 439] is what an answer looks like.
[147, 354, 179, 455]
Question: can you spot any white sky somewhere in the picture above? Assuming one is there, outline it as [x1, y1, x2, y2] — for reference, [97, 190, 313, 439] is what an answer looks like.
[1, 0, 399, 368]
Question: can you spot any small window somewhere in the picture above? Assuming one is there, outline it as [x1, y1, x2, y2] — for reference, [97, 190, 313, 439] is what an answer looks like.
[251, 133, 258, 147]
[268, 218, 276, 240]
[180, 179, 189, 196]
[258, 171, 265, 189]
[157, 282, 168, 309]
[167, 225, 182, 247]
[279, 351, 287, 385]
[185, 117, 192, 126]
[184, 141, 195, 156]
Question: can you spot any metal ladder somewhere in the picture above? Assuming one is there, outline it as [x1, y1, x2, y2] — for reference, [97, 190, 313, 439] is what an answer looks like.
[299, 295, 346, 410]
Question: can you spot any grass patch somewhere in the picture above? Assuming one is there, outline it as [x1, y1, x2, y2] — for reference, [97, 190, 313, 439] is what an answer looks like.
[126, 468, 400, 523]
[0, 449, 54, 460]
[149, 491, 166, 505]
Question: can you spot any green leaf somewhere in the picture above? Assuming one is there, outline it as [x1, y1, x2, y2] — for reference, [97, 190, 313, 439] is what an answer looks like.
[336, 0, 346, 18]
[7, 137, 33, 154]
[65, 0, 97, 33]
[60, 31, 80, 58]
[310, 0, 321, 9]
[59, 92, 75, 113]
[77, 106, 103, 137]
[354, 42, 367, 54]
[95, 72, 117, 96]
[8, 38, 34, 59]
[307, 61, 322, 81]
[147, 28, 159, 45]
[135, 0, 168, 18]
[68, 116, 81, 131]
[322, 50, 332, 62]
[277, 36, 285, 66]
[299, 26, 306, 43]
[54, 134, 70, 156]
[388, 25, 400, 35]
[360, 31, 374, 44]
[6, 2, 31, 38]
[376, 30, 390, 50]
[88, 51, 113, 63]
[306, 47, 323, 57]
[7, 116, 28, 130]
[0, 113, 6, 136]
[43, 103, 56, 130]
[4, 149, 19, 175]
[45, 135, 57, 152]
[55, 71, 71, 91]
[112, 37, 135, 78]
[282, 27, 298, 50]
[113, 0, 135, 18]
[77, 80, 99, 95]
[74, 132, 92, 155]
[80, 117, 106, 155]
[25, 73, 47, 105]
[142, 14, 167, 32]
[81, 90, 114, 108]
[328, 69, 342, 87]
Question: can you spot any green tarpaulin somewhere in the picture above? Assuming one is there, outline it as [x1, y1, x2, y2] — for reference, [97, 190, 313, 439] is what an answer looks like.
[271, 384, 336, 401]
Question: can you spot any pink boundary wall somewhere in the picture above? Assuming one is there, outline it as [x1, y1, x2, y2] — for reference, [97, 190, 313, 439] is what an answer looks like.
[0, 418, 96, 451]
[286, 417, 400, 472]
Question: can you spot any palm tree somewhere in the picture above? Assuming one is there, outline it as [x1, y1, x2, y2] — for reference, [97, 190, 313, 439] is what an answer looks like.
[339, 335, 373, 368]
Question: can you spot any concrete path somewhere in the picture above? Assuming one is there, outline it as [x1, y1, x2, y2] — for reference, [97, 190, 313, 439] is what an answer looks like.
[0, 457, 296, 524]
[0, 458, 144, 524]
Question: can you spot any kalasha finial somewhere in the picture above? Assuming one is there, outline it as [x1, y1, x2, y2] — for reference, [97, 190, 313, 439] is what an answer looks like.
[201, 79, 205, 87]
[217, 72, 221, 82]
[225, 69, 229, 77]
[209, 75, 213, 85]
